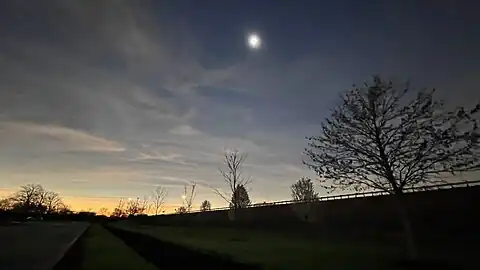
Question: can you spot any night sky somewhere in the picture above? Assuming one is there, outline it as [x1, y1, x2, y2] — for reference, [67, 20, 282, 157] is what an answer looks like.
[1, 0, 479, 211]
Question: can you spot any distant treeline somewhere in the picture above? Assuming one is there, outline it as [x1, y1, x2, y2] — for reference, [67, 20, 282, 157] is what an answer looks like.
[0, 184, 110, 222]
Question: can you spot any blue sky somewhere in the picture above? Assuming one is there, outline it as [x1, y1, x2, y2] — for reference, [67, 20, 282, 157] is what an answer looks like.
[0, 0, 479, 211]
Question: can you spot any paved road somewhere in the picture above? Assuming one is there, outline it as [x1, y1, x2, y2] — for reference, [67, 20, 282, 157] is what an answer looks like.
[0, 222, 88, 270]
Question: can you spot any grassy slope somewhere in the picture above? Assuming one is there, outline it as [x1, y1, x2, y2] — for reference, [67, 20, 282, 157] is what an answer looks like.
[80, 224, 158, 270]
[111, 222, 402, 270]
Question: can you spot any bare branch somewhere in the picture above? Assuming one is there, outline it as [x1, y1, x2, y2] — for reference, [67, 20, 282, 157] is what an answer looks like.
[152, 186, 168, 215]
[182, 182, 196, 212]
[211, 187, 230, 204]
[214, 149, 252, 209]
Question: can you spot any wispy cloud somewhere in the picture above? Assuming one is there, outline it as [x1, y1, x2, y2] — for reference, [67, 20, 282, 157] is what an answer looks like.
[168, 125, 201, 136]
[0, 121, 125, 152]
[126, 150, 197, 167]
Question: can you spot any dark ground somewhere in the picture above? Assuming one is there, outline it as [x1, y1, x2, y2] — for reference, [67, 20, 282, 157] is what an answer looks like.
[0, 222, 88, 270]
[109, 223, 474, 270]
[2, 221, 473, 270]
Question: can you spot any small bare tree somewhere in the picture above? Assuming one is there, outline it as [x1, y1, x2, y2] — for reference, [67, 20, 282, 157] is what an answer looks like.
[140, 195, 151, 214]
[112, 198, 126, 218]
[152, 186, 168, 215]
[304, 76, 480, 258]
[214, 149, 251, 210]
[126, 198, 139, 216]
[57, 203, 72, 215]
[97, 207, 109, 216]
[175, 206, 187, 214]
[291, 177, 318, 202]
[126, 196, 150, 216]
[182, 182, 196, 212]
[200, 200, 211, 211]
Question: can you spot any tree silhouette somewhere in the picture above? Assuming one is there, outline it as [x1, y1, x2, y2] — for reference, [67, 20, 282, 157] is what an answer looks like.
[126, 196, 150, 216]
[57, 204, 72, 215]
[200, 200, 211, 211]
[44, 191, 62, 214]
[304, 76, 480, 258]
[152, 186, 168, 215]
[0, 198, 12, 211]
[97, 207, 109, 216]
[1, 186, 71, 218]
[214, 149, 251, 210]
[175, 206, 187, 214]
[230, 185, 251, 208]
[291, 177, 318, 202]
[10, 184, 65, 214]
[11, 184, 44, 213]
[182, 183, 196, 213]
[112, 198, 126, 218]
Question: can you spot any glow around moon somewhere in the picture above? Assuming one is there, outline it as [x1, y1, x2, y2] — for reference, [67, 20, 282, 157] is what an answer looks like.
[247, 33, 261, 50]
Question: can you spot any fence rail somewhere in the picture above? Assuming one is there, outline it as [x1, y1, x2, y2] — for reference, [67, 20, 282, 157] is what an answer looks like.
[189, 180, 480, 214]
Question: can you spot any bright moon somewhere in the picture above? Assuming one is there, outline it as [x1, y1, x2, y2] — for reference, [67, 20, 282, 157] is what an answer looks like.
[247, 33, 261, 50]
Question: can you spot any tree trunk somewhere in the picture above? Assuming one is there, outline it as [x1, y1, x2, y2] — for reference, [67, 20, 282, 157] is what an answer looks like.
[394, 192, 417, 260]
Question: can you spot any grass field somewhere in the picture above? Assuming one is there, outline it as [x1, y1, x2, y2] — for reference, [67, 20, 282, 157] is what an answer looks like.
[111, 222, 404, 270]
[79, 224, 158, 270]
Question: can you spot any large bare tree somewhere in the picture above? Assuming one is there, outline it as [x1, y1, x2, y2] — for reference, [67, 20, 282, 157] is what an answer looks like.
[291, 177, 318, 202]
[11, 184, 65, 214]
[43, 191, 63, 214]
[1, 185, 69, 215]
[214, 149, 252, 210]
[152, 186, 168, 215]
[304, 76, 480, 258]
[11, 184, 44, 212]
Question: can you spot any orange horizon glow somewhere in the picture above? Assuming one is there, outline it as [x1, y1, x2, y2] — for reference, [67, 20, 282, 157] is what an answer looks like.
[0, 188, 190, 215]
